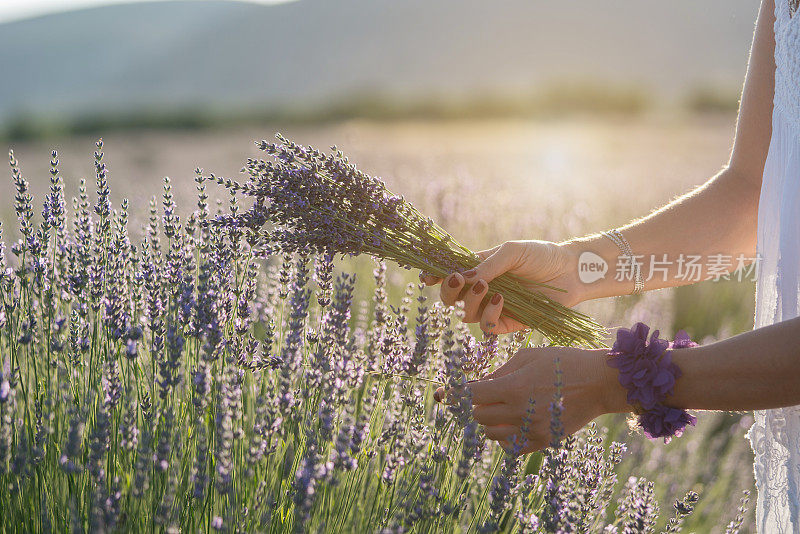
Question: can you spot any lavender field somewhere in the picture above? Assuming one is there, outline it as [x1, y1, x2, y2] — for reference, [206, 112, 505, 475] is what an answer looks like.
[0, 116, 756, 532]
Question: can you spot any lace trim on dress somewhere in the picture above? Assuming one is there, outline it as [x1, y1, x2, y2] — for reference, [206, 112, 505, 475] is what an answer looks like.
[746, 1, 800, 532]
[747, 105, 800, 534]
[774, 0, 800, 138]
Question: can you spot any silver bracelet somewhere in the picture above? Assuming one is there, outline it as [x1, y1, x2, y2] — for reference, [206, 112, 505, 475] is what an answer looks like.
[602, 228, 644, 295]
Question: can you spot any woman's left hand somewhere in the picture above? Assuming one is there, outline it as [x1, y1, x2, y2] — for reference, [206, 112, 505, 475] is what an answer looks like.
[435, 346, 628, 453]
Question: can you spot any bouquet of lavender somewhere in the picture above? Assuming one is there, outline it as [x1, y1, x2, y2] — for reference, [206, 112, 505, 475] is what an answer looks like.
[214, 134, 606, 347]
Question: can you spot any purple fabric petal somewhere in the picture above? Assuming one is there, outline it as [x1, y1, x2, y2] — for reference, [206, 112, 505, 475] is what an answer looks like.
[652, 369, 675, 388]
[671, 330, 699, 349]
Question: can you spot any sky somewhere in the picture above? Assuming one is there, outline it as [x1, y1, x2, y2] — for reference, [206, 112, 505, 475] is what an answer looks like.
[0, 0, 293, 24]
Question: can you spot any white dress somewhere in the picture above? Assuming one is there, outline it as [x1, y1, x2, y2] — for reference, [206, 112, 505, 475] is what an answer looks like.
[746, 1, 800, 532]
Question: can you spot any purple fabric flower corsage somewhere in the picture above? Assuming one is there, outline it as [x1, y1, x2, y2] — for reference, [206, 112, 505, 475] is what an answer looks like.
[606, 322, 698, 443]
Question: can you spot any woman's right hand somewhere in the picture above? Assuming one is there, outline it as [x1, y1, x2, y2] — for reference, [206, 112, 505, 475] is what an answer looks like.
[421, 240, 586, 334]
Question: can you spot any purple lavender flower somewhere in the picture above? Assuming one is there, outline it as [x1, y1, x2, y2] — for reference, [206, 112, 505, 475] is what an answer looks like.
[214, 379, 235, 494]
[278, 253, 292, 300]
[351, 409, 371, 456]
[125, 338, 138, 359]
[405, 285, 430, 376]
[514, 511, 540, 533]
[192, 419, 210, 501]
[0, 222, 5, 281]
[155, 437, 181, 530]
[46, 150, 66, 232]
[59, 406, 84, 475]
[457, 420, 481, 479]
[132, 404, 155, 498]
[724, 490, 751, 534]
[314, 252, 334, 307]
[212, 135, 605, 347]
[155, 407, 175, 473]
[330, 418, 357, 473]
[483, 451, 522, 532]
[663, 491, 699, 533]
[120, 392, 139, 451]
[87, 401, 110, 484]
[293, 433, 331, 531]
[0, 369, 9, 404]
[102, 357, 122, 410]
[277, 255, 311, 414]
[94, 139, 111, 226]
[10, 150, 34, 245]
[617, 477, 658, 534]
[157, 322, 184, 400]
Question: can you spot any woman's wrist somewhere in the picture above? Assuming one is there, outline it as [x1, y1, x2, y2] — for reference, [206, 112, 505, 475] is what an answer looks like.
[589, 348, 632, 414]
[559, 236, 635, 302]
[603, 322, 699, 442]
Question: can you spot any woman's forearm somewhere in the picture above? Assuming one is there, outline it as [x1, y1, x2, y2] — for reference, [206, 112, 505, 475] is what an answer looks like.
[559, 0, 774, 303]
[561, 166, 762, 301]
[673, 316, 800, 411]
[602, 316, 800, 413]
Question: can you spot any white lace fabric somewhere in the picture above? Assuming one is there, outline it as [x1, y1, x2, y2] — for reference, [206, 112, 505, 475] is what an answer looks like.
[746, 2, 800, 532]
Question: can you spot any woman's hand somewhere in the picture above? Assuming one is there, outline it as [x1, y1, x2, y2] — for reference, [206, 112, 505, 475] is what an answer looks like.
[435, 346, 629, 453]
[421, 240, 585, 334]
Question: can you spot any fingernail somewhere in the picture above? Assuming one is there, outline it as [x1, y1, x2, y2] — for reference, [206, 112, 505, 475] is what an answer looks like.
[448, 275, 460, 288]
[463, 269, 477, 278]
[472, 280, 486, 294]
[491, 293, 502, 305]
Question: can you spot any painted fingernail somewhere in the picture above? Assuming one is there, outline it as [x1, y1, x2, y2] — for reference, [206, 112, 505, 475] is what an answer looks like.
[491, 293, 502, 305]
[463, 269, 477, 278]
[472, 280, 486, 294]
[448, 275, 460, 288]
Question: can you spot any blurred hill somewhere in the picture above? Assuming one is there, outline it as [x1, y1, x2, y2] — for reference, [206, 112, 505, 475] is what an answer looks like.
[0, 0, 759, 129]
